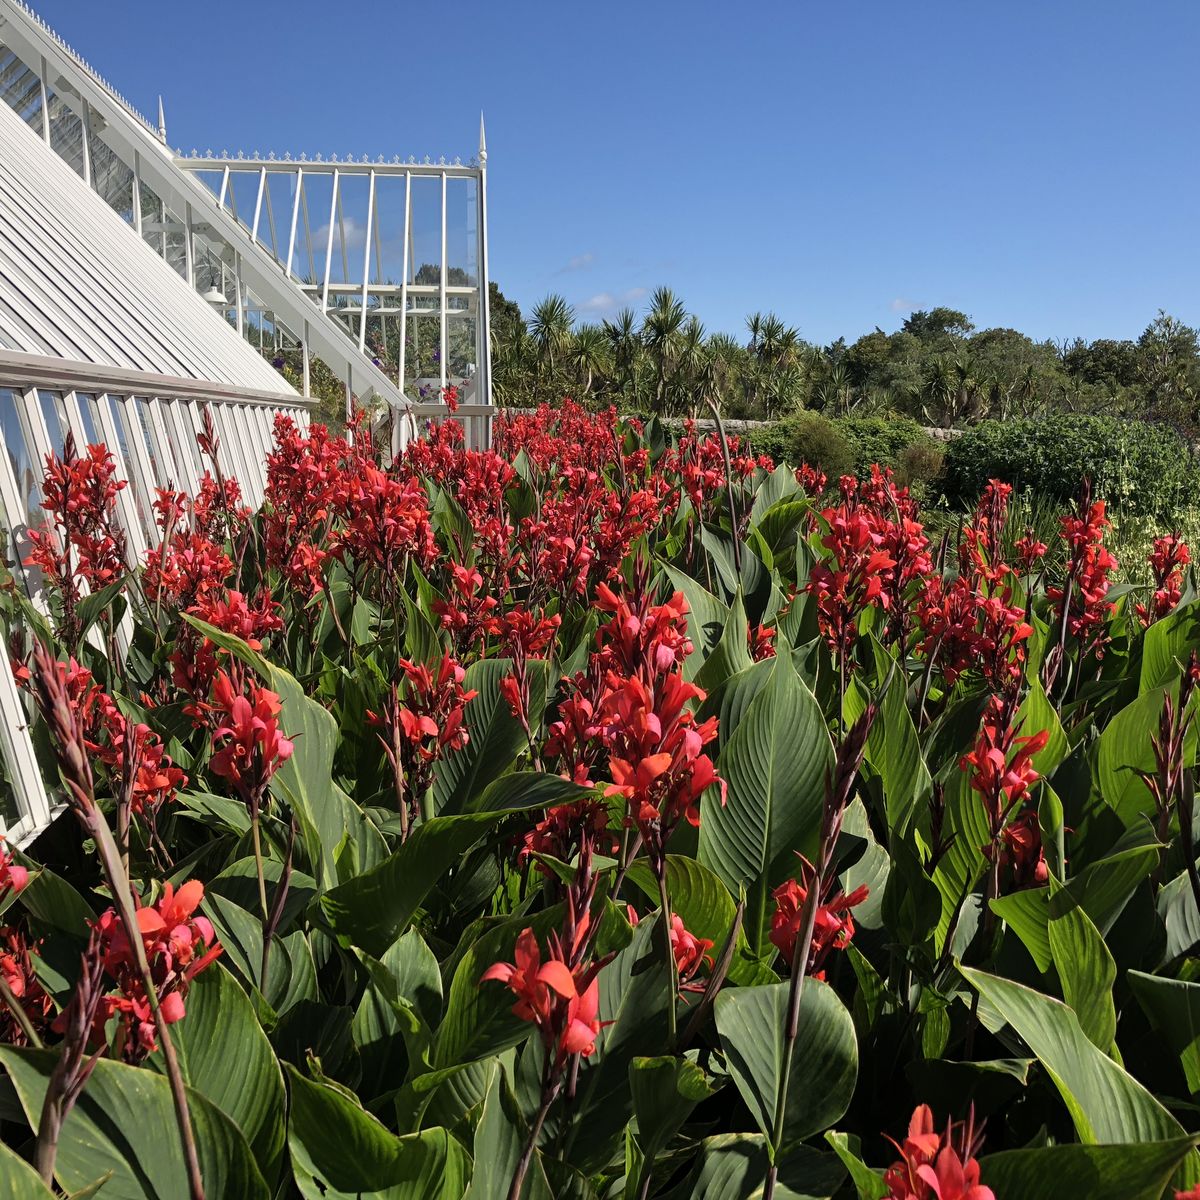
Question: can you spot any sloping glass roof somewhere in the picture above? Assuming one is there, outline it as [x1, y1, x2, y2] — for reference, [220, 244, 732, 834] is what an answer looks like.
[0, 97, 296, 393]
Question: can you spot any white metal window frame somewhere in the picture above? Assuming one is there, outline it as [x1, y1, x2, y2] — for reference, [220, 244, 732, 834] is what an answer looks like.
[0, 353, 313, 846]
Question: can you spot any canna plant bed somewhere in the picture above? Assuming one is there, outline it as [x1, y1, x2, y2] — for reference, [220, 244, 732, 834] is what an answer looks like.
[0, 400, 1198, 1199]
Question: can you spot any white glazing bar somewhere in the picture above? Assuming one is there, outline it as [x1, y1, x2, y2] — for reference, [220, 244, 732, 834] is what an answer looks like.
[439, 171, 447, 393]
[300, 181, 315, 281]
[0, 648, 50, 838]
[183, 203, 195, 287]
[285, 167, 302, 278]
[92, 392, 153, 553]
[250, 167, 265, 244]
[263, 176, 279, 258]
[161, 399, 202, 496]
[244, 403, 270, 472]
[321, 168, 339, 313]
[80, 97, 91, 187]
[335, 185, 349, 283]
[234, 252, 244, 335]
[227, 406, 261, 508]
[302, 319, 311, 397]
[217, 164, 230, 210]
[0, 392, 38, 597]
[357, 169, 376, 352]
[131, 150, 142, 236]
[213, 403, 252, 498]
[37, 55, 48, 145]
[20, 384, 55, 470]
[110, 395, 159, 533]
[398, 171, 410, 390]
[143, 398, 182, 492]
[477, 163, 492, 413]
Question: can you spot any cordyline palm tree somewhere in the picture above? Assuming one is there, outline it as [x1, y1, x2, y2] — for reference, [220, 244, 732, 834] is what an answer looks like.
[603, 308, 643, 409]
[568, 324, 608, 401]
[670, 316, 708, 415]
[529, 294, 575, 379]
[921, 356, 957, 426]
[493, 326, 536, 407]
[642, 287, 687, 412]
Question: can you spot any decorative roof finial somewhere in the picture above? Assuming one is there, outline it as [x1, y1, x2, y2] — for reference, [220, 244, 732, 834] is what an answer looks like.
[478, 111, 487, 166]
[157, 95, 166, 143]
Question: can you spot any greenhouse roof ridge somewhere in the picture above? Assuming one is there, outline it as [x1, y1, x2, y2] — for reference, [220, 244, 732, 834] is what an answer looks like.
[4, 0, 160, 138]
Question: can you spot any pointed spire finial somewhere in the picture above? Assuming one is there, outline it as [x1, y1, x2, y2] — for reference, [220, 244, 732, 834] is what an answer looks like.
[157, 95, 166, 143]
[478, 111, 487, 166]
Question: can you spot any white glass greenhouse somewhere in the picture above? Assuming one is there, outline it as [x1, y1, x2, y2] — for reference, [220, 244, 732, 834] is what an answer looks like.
[0, 0, 493, 843]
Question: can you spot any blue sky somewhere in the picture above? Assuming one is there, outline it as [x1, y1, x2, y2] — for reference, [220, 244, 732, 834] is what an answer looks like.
[34, 0, 1200, 346]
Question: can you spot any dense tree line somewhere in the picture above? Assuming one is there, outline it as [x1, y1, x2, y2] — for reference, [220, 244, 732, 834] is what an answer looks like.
[490, 287, 1200, 436]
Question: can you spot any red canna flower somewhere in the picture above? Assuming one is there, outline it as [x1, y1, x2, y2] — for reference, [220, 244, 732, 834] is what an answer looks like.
[208, 672, 294, 808]
[480, 927, 604, 1065]
[0, 840, 29, 899]
[92, 879, 221, 1062]
[0, 927, 53, 1045]
[883, 1104, 994, 1200]
[961, 695, 1050, 892]
[1048, 494, 1118, 657]
[1137, 532, 1190, 627]
[770, 875, 868, 978]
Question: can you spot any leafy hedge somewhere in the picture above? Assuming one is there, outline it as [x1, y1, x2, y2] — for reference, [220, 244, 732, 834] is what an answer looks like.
[943, 414, 1200, 520]
[747, 412, 937, 481]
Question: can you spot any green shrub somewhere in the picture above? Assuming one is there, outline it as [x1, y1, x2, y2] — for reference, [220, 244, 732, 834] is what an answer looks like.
[833, 414, 932, 473]
[942, 414, 1200, 520]
[744, 419, 794, 464]
[895, 440, 946, 497]
[781, 411, 855, 479]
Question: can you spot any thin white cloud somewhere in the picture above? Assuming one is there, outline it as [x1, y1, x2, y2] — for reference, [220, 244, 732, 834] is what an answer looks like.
[890, 296, 921, 313]
[578, 286, 647, 314]
[556, 252, 595, 274]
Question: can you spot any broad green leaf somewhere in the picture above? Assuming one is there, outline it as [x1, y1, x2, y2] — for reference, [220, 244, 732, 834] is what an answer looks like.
[470, 770, 592, 815]
[992, 830, 1159, 972]
[0, 1140, 58, 1197]
[630, 1055, 716, 1168]
[433, 659, 551, 814]
[750, 465, 800, 527]
[286, 1065, 470, 1198]
[700, 651, 833, 952]
[930, 771, 991, 951]
[1140, 597, 1200, 692]
[715, 979, 857, 1155]
[463, 1065, 552, 1200]
[12, 850, 93, 934]
[754, 500, 810, 560]
[1129, 970, 1200, 1095]
[1158, 868, 1200, 964]
[667, 1135, 845, 1200]
[824, 1132, 888, 1200]
[153, 962, 286, 1184]
[858, 638, 931, 835]
[695, 590, 753, 693]
[661, 563, 730, 680]
[1047, 886, 1117, 1051]
[435, 908, 567, 1069]
[183, 618, 385, 891]
[1017, 677, 1069, 776]
[561, 918, 673, 1171]
[200, 891, 317, 1016]
[960, 966, 1199, 1188]
[1096, 683, 1194, 828]
[323, 811, 519, 957]
[626, 854, 768, 985]
[1, 1048, 269, 1200]
[980, 1136, 1200, 1200]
